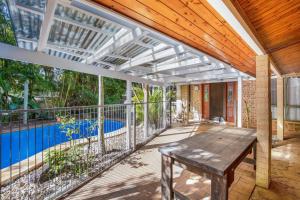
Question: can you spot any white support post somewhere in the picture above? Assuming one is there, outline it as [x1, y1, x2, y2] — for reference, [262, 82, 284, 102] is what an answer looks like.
[97, 75, 105, 154]
[126, 80, 132, 149]
[143, 84, 149, 138]
[162, 85, 167, 128]
[23, 80, 29, 125]
[237, 76, 243, 128]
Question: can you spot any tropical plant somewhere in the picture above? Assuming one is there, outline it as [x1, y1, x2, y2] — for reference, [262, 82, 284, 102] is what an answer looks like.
[44, 115, 84, 178]
[132, 85, 167, 127]
[44, 149, 67, 176]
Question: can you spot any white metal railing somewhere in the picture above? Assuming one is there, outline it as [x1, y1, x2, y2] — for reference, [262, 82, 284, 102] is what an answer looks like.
[0, 101, 173, 200]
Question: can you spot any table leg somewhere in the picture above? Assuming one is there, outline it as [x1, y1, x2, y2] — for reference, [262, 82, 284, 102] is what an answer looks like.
[161, 155, 174, 200]
[253, 142, 257, 170]
[211, 174, 228, 200]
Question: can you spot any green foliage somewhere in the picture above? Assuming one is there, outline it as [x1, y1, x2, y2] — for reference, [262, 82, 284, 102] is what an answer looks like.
[103, 77, 126, 104]
[45, 150, 67, 175]
[132, 85, 167, 127]
[149, 89, 163, 127]
[45, 115, 86, 178]
[56, 115, 79, 141]
[132, 85, 144, 123]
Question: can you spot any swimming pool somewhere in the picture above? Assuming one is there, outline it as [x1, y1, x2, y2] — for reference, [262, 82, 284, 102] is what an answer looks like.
[0, 119, 125, 169]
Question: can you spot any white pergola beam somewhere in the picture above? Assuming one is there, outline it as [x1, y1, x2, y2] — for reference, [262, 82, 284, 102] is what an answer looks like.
[154, 57, 204, 72]
[15, 3, 43, 16]
[118, 47, 179, 71]
[47, 43, 94, 54]
[182, 68, 229, 78]
[106, 54, 131, 60]
[165, 72, 241, 83]
[0, 42, 164, 86]
[53, 16, 113, 37]
[37, 0, 57, 51]
[87, 28, 144, 64]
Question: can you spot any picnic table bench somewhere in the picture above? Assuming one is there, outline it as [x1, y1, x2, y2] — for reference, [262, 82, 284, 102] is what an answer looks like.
[159, 127, 256, 200]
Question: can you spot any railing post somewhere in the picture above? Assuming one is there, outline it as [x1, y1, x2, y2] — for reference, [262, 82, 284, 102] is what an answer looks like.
[169, 98, 172, 127]
[23, 79, 29, 125]
[98, 75, 105, 154]
[133, 103, 136, 149]
[163, 85, 167, 129]
[126, 80, 132, 150]
[143, 84, 149, 139]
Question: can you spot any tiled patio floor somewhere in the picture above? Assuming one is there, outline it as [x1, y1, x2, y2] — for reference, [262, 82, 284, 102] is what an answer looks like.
[64, 123, 300, 200]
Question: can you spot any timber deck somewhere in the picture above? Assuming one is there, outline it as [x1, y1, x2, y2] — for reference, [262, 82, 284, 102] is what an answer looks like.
[64, 123, 300, 200]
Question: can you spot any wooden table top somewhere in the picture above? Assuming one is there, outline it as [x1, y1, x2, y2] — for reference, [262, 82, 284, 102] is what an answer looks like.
[159, 126, 256, 176]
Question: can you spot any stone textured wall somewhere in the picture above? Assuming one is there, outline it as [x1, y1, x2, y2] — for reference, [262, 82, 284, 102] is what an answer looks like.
[180, 85, 189, 118]
[191, 85, 202, 119]
[180, 84, 202, 120]
[242, 80, 257, 128]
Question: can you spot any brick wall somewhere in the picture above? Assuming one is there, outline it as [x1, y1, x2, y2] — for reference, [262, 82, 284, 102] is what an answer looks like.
[191, 85, 202, 119]
[180, 84, 202, 120]
[242, 80, 257, 128]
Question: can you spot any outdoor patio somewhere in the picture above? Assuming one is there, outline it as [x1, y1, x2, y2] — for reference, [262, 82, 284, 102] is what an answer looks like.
[0, 0, 299, 199]
[63, 123, 300, 200]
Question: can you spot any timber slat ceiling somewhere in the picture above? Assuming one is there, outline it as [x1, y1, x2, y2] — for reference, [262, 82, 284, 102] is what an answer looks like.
[234, 0, 300, 74]
[92, 0, 256, 76]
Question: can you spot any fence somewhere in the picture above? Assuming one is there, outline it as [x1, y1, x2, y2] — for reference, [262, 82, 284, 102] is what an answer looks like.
[0, 101, 173, 200]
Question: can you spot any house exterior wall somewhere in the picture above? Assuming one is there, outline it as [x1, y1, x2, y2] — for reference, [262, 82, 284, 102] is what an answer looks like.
[180, 84, 202, 121]
[242, 80, 257, 128]
[191, 85, 202, 120]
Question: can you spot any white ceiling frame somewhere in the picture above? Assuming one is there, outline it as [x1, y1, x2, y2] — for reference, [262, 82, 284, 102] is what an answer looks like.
[53, 16, 114, 37]
[169, 64, 216, 75]
[37, 0, 57, 51]
[106, 54, 131, 60]
[47, 45, 117, 69]
[167, 72, 242, 83]
[47, 46, 88, 59]
[155, 52, 196, 67]
[153, 57, 204, 73]
[58, 0, 128, 31]
[183, 68, 234, 78]
[0, 42, 163, 86]
[118, 47, 182, 71]
[176, 78, 240, 85]
[47, 43, 94, 54]
[86, 28, 145, 64]
[95, 60, 117, 69]
[132, 41, 155, 49]
[15, 3, 43, 16]
[130, 43, 170, 60]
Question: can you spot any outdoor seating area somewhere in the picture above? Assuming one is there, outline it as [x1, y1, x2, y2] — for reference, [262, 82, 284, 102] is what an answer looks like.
[0, 0, 299, 199]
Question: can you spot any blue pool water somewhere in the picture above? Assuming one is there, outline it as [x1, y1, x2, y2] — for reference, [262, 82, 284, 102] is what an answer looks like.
[0, 119, 125, 169]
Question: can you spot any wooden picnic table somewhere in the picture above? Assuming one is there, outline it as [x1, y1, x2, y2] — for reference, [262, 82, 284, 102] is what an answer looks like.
[159, 126, 256, 200]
